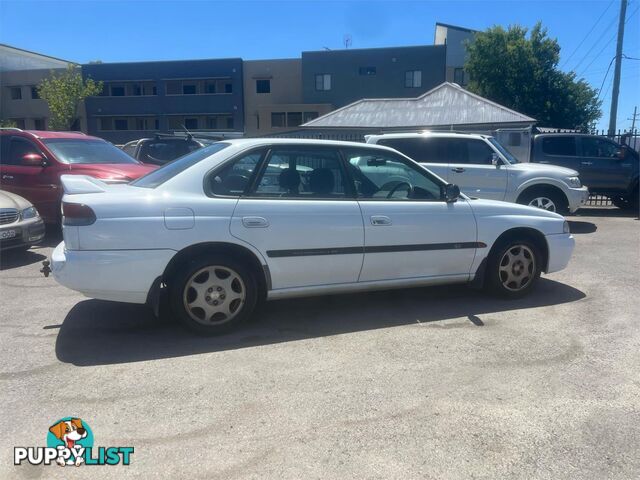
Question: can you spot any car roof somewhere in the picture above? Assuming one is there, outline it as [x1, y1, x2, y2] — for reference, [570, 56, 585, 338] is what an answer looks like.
[0, 130, 103, 140]
[367, 132, 489, 140]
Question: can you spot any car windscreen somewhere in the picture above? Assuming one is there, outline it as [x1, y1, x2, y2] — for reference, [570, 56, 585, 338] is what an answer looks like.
[488, 137, 519, 164]
[131, 142, 231, 188]
[43, 138, 141, 164]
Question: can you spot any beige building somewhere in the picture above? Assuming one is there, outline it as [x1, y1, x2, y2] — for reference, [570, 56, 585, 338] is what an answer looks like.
[243, 59, 332, 136]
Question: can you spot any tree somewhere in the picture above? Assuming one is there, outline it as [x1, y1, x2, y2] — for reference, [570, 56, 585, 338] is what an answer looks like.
[0, 119, 18, 128]
[37, 65, 103, 131]
[464, 23, 601, 130]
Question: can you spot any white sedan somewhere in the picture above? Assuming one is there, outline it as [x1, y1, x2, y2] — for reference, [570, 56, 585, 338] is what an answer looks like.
[48, 139, 575, 334]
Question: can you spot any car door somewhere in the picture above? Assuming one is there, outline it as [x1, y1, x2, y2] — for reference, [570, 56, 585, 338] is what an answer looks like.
[0, 135, 61, 221]
[535, 136, 581, 172]
[579, 136, 629, 192]
[447, 138, 508, 200]
[229, 146, 364, 290]
[343, 148, 478, 282]
[375, 136, 450, 182]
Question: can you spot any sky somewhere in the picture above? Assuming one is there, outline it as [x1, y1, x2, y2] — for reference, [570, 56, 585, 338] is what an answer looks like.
[1, 0, 638, 131]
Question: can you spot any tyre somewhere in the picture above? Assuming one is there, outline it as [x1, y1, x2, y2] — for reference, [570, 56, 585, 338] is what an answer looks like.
[517, 188, 568, 214]
[169, 254, 258, 335]
[485, 239, 541, 298]
[612, 187, 639, 211]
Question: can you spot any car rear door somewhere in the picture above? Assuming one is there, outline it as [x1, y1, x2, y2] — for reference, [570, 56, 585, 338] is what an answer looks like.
[230, 145, 364, 290]
[578, 136, 629, 192]
[375, 137, 450, 182]
[447, 138, 508, 200]
[343, 147, 477, 282]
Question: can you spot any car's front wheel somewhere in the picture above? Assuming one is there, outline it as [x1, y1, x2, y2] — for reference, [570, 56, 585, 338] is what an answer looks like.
[169, 254, 258, 335]
[485, 240, 541, 298]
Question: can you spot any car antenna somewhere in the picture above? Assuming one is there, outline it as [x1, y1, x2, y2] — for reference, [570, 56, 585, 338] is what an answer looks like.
[181, 124, 193, 141]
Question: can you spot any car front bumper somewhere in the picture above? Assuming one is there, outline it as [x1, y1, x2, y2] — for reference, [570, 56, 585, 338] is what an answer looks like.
[566, 186, 589, 213]
[545, 233, 575, 273]
[50, 242, 175, 304]
[0, 217, 45, 250]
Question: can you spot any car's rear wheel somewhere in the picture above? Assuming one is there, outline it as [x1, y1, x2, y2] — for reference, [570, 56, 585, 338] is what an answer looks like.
[611, 187, 639, 211]
[169, 254, 258, 335]
[485, 240, 541, 298]
[517, 188, 568, 214]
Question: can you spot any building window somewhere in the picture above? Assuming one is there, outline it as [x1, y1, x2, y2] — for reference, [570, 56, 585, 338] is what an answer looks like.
[183, 83, 197, 95]
[99, 118, 113, 130]
[271, 112, 286, 128]
[114, 118, 129, 130]
[359, 66, 376, 76]
[405, 70, 422, 88]
[10, 118, 26, 129]
[287, 112, 302, 127]
[31, 87, 40, 99]
[184, 118, 199, 129]
[166, 81, 181, 95]
[10, 87, 22, 100]
[256, 79, 270, 94]
[131, 82, 157, 96]
[303, 111, 319, 123]
[454, 68, 466, 85]
[34, 118, 46, 130]
[315, 74, 331, 91]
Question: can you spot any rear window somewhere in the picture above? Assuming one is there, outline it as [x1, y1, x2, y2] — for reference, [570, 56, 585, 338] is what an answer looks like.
[131, 142, 230, 188]
[43, 138, 140, 164]
[542, 137, 577, 156]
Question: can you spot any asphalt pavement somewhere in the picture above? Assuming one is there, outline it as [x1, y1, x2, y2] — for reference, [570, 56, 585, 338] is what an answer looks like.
[0, 207, 638, 479]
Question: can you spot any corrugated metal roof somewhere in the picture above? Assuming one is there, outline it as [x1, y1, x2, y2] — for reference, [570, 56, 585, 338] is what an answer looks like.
[302, 82, 536, 128]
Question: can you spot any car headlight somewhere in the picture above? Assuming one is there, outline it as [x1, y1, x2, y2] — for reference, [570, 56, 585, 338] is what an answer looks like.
[563, 220, 570, 233]
[566, 176, 581, 188]
[21, 206, 39, 219]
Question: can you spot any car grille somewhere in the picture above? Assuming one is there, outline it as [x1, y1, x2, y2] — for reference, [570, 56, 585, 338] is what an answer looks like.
[0, 208, 19, 225]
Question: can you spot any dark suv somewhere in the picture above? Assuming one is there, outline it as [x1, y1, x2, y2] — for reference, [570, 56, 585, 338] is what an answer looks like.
[122, 135, 215, 165]
[531, 134, 639, 210]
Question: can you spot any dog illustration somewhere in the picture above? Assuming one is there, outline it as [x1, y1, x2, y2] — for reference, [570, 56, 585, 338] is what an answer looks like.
[49, 418, 87, 466]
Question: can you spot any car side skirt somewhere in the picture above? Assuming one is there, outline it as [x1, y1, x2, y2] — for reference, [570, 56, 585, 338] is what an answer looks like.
[266, 273, 471, 300]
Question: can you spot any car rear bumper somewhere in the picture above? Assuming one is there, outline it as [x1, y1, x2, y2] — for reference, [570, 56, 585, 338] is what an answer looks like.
[50, 242, 175, 304]
[545, 233, 575, 273]
[566, 186, 589, 213]
[0, 217, 45, 250]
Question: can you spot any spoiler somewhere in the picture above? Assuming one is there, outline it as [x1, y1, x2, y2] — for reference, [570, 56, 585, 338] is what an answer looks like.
[60, 175, 108, 195]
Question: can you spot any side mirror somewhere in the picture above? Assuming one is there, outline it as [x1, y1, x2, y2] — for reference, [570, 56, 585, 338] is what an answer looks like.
[444, 183, 460, 203]
[21, 153, 47, 167]
[617, 147, 627, 159]
[491, 153, 501, 166]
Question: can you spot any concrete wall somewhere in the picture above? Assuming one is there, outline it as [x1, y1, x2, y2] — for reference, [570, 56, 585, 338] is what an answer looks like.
[0, 45, 71, 72]
[301, 45, 446, 108]
[82, 58, 244, 144]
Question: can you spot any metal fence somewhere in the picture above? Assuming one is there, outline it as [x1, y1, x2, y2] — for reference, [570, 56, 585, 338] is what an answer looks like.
[586, 194, 613, 207]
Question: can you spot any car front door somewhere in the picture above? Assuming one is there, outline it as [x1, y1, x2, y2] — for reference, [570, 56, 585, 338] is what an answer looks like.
[447, 138, 508, 200]
[579, 136, 630, 192]
[343, 148, 478, 282]
[0, 135, 62, 221]
[229, 146, 364, 290]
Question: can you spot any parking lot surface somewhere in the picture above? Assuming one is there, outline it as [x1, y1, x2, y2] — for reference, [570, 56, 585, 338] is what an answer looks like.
[0, 208, 638, 479]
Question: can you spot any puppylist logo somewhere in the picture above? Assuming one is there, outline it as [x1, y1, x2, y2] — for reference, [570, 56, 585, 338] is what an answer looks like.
[14, 417, 134, 467]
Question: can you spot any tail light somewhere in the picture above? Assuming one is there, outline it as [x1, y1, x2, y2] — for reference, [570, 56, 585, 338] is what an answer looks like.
[62, 202, 96, 226]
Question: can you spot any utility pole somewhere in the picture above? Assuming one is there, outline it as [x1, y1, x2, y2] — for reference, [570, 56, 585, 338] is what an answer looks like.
[608, 0, 628, 137]
[628, 106, 638, 134]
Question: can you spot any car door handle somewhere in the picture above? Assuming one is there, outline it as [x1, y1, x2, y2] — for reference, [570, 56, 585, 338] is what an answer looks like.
[581, 161, 593, 166]
[242, 216, 269, 228]
[2, 174, 14, 180]
[371, 215, 392, 226]
[451, 167, 465, 173]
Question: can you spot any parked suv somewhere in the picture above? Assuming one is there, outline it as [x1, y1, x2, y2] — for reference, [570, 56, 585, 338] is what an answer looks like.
[122, 134, 215, 165]
[0, 129, 156, 223]
[530, 133, 639, 210]
[366, 132, 589, 214]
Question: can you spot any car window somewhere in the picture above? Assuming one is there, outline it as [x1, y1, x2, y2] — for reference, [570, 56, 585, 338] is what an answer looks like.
[132, 142, 230, 188]
[463, 139, 495, 165]
[140, 140, 201, 163]
[541, 137, 577, 156]
[121, 143, 137, 157]
[343, 149, 443, 201]
[252, 148, 347, 198]
[209, 151, 263, 196]
[376, 137, 447, 164]
[42, 139, 140, 165]
[582, 137, 619, 158]
[4, 137, 41, 165]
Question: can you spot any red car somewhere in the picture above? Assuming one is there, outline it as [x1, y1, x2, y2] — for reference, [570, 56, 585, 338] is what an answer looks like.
[0, 130, 156, 224]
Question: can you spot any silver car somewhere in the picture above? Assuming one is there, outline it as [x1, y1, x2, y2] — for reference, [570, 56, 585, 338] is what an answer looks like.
[0, 190, 45, 251]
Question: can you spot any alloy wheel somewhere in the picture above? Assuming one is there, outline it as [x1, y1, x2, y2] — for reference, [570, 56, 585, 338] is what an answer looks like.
[498, 245, 536, 292]
[528, 196, 556, 212]
[183, 266, 246, 325]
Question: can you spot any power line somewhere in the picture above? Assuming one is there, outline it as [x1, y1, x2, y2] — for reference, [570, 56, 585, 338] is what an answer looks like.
[561, 0, 615, 68]
[596, 56, 616, 103]
[571, 13, 619, 72]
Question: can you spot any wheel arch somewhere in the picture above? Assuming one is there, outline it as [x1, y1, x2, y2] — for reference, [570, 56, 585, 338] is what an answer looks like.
[516, 181, 569, 210]
[486, 227, 550, 274]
